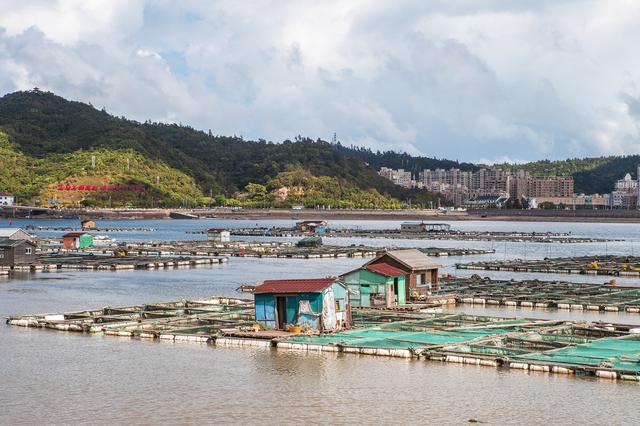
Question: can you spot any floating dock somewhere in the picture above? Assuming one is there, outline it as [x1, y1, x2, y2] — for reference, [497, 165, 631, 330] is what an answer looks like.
[226, 228, 616, 243]
[7, 298, 640, 382]
[457, 255, 640, 277]
[438, 277, 640, 313]
[1, 254, 227, 274]
[26, 225, 156, 232]
[53, 239, 494, 259]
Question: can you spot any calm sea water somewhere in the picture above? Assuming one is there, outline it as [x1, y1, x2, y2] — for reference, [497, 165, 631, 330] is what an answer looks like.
[1, 219, 640, 425]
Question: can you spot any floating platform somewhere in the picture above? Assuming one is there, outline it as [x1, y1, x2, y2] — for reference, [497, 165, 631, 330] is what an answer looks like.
[26, 225, 156, 232]
[0, 254, 227, 274]
[438, 277, 640, 313]
[457, 255, 640, 277]
[7, 298, 640, 382]
[101, 239, 494, 259]
[227, 227, 616, 243]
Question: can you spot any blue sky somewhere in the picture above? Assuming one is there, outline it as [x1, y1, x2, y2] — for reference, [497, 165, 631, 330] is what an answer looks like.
[1, 0, 640, 163]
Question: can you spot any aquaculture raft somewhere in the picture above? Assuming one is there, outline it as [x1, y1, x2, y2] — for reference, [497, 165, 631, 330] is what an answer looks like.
[7, 299, 640, 382]
[1, 254, 228, 273]
[457, 255, 640, 277]
[438, 278, 640, 313]
[76, 239, 494, 259]
[228, 227, 616, 243]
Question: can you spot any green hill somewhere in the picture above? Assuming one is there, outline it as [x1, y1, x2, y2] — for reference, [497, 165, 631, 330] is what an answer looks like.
[0, 89, 439, 208]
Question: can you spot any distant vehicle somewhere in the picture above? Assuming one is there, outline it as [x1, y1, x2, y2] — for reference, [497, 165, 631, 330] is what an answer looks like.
[291, 205, 305, 210]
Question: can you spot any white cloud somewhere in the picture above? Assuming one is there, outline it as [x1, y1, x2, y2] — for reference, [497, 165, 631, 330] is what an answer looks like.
[0, 0, 639, 161]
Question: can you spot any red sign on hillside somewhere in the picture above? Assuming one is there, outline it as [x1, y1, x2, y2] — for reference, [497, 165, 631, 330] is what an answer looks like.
[56, 184, 145, 191]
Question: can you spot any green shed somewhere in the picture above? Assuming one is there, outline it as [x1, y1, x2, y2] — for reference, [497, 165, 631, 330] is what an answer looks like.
[340, 263, 406, 307]
[62, 232, 94, 249]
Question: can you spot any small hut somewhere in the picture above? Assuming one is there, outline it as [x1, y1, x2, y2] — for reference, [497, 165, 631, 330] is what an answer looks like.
[0, 239, 37, 267]
[207, 228, 231, 242]
[62, 232, 93, 249]
[340, 263, 407, 307]
[253, 278, 350, 331]
[295, 220, 328, 233]
[81, 219, 97, 230]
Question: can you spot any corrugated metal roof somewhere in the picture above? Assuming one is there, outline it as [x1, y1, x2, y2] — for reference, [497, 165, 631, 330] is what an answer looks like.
[0, 228, 22, 237]
[364, 263, 407, 277]
[368, 249, 441, 271]
[253, 278, 337, 294]
[62, 232, 90, 238]
[0, 238, 34, 247]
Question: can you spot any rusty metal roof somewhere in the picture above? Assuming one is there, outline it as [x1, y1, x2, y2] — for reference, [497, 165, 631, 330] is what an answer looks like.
[253, 278, 337, 294]
[364, 263, 407, 277]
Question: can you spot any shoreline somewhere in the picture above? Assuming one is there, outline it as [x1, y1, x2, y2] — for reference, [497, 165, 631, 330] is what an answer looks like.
[8, 207, 640, 223]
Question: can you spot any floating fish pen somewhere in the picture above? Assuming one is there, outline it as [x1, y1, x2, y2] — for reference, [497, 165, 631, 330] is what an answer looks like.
[457, 255, 640, 277]
[228, 227, 616, 243]
[74, 239, 493, 259]
[7, 299, 640, 382]
[26, 225, 156, 232]
[5, 254, 228, 273]
[437, 277, 640, 313]
[6, 297, 254, 337]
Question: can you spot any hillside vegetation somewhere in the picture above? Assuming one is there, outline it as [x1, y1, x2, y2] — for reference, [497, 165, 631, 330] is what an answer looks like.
[0, 131, 206, 207]
[0, 89, 442, 208]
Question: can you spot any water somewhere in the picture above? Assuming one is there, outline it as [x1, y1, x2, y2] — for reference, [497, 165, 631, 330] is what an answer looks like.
[2, 219, 640, 424]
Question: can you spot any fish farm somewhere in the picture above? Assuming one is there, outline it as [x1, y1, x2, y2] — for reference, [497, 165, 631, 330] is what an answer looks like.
[7, 297, 640, 382]
[457, 255, 640, 277]
[54, 239, 494, 259]
[227, 227, 616, 243]
[438, 277, 640, 313]
[3, 253, 227, 273]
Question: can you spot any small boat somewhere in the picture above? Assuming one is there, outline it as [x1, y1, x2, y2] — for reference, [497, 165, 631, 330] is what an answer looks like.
[235, 284, 256, 293]
[170, 211, 199, 219]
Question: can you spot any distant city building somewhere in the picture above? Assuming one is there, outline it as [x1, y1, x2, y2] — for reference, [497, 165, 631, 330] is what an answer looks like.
[609, 171, 638, 209]
[0, 192, 15, 206]
[379, 166, 574, 205]
[378, 167, 414, 188]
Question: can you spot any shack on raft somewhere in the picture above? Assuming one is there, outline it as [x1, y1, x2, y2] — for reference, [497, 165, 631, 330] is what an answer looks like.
[62, 232, 93, 249]
[295, 220, 328, 233]
[207, 228, 231, 242]
[253, 278, 351, 331]
[365, 249, 441, 297]
[0, 238, 37, 267]
[340, 262, 407, 307]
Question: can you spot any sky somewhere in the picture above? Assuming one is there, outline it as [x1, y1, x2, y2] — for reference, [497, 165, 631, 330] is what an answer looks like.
[1, 0, 640, 163]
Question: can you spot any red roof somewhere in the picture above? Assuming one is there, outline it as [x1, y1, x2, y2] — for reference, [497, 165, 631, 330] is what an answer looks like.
[253, 278, 337, 294]
[364, 263, 407, 277]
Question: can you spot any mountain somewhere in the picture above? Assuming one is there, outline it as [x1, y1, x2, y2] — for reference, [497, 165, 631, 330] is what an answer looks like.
[334, 144, 478, 174]
[0, 89, 439, 208]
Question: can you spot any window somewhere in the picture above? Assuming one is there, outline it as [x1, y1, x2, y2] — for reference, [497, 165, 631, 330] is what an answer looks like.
[25, 247, 32, 255]
[416, 273, 428, 287]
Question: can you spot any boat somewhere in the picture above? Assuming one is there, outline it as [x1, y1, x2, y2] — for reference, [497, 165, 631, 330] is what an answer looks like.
[169, 211, 199, 219]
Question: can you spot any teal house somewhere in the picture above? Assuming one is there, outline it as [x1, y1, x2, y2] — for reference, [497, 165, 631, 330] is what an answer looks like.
[253, 278, 351, 331]
[340, 263, 407, 307]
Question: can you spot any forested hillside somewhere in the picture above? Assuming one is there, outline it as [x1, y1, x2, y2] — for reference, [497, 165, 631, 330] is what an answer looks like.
[335, 144, 478, 174]
[0, 89, 438, 207]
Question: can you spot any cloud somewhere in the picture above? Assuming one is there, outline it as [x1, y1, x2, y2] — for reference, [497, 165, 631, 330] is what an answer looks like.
[0, 0, 639, 162]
